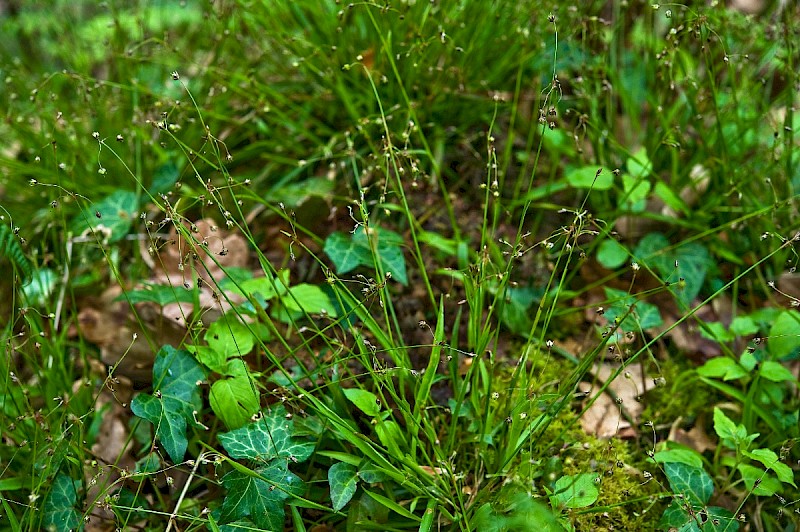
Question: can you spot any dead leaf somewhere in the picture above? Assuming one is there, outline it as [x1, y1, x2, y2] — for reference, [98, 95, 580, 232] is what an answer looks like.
[580, 362, 656, 438]
[668, 416, 715, 454]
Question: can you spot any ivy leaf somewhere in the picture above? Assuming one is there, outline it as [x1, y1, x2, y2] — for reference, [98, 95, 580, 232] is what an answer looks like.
[219, 460, 304, 530]
[324, 228, 408, 285]
[663, 462, 714, 506]
[210, 359, 260, 430]
[130, 346, 205, 463]
[603, 287, 663, 332]
[358, 461, 388, 484]
[43, 472, 82, 531]
[71, 189, 138, 243]
[634, 232, 710, 305]
[218, 405, 315, 464]
[329, 461, 359, 511]
[131, 452, 162, 480]
[116, 282, 196, 306]
[354, 229, 408, 286]
[324, 232, 369, 275]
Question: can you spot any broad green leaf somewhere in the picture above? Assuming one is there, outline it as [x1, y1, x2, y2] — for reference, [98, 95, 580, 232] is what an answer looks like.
[499, 285, 541, 335]
[149, 161, 180, 195]
[739, 351, 757, 371]
[343, 388, 381, 417]
[329, 462, 359, 512]
[603, 287, 663, 332]
[218, 405, 315, 464]
[759, 360, 796, 382]
[43, 473, 82, 532]
[654, 181, 689, 216]
[72, 190, 138, 242]
[550, 473, 599, 509]
[234, 272, 289, 301]
[189, 345, 227, 374]
[21, 267, 57, 306]
[210, 360, 260, 430]
[699, 322, 734, 343]
[116, 283, 196, 306]
[358, 461, 388, 484]
[597, 239, 629, 269]
[634, 232, 710, 305]
[730, 316, 758, 337]
[270, 176, 334, 207]
[325, 229, 409, 285]
[620, 174, 650, 212]
[744, 448, 796, 486]
[702, 507, 739, 532]
[324, 231, 369, 275]
[352, 228, 408, 286]
[206, 314, 255, 357]
[768, 310, 800, 359]
[219, 460, 304, 530]
[565, 166, 613, 190]
[697, 357, 747, 381]
[712, 408, 739, 445]
[663, 462, 714, 506]
[626, 147, 653, 178]
[130, 346, 205, 463]
[737, 463, 781, 496]
[283, 283, 338, 317]
[653, 448, 703, 469]
[374, 419, 407, 456]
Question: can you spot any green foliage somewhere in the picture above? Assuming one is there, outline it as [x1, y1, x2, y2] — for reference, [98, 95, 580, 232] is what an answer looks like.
[603, 287, 663, 332]
[324, 227, 408, 286]
[218, 406, 315, 464]
[217, 406, 315, 528]
[2, 0, 800, 530]
[43, 472, 82, 532]
[218, 459, 304, 530]
[0, 223, 33, 282]
[634, 233, 711, 306]
[130, 346, 205, 463]
[548, 473, 600, 510]
[71, 189, 139, 243]
[328, 461, 359, 512]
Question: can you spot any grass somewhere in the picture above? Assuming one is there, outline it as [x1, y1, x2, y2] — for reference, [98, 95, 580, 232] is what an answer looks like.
[1, 1, 799, 531]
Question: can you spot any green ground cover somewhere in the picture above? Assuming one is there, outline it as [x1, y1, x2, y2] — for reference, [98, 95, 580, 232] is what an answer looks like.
[1, 1, 799, 530]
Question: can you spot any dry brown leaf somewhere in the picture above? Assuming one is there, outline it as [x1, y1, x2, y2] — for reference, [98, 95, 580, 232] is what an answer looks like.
[580, 362, 656, 438]
[668, 416, 716, 454]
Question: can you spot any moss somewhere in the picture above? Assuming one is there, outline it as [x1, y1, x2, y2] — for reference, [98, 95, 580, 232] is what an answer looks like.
[640, 354, 711, 427]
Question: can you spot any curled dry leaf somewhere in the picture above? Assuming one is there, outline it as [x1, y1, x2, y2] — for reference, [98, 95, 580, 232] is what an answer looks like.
[77, 286, 186, 382]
